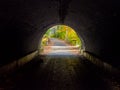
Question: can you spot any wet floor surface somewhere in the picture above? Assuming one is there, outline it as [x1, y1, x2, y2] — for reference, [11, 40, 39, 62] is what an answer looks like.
[2, 55, 114, 90]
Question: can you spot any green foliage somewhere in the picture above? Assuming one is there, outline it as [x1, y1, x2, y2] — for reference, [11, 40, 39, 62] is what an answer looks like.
[41, 25, 82, 48]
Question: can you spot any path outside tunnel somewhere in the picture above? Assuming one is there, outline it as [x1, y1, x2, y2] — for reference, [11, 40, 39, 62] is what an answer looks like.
[50, 38, 68, 46]
[42, 38, 80, 55]
[0, 38, 118, 90]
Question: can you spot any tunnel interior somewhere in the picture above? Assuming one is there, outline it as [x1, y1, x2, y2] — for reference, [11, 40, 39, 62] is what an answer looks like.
[0, 0, 120, 68]
[0, 0, 120, 89]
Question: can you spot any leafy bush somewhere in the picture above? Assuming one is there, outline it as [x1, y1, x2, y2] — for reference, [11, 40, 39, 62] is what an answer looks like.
[41, 25, 82, 48]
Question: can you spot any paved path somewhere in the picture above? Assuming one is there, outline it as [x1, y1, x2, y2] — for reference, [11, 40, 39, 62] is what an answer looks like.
[50, 38, 68, 46]
[1, 55, 114, 90]
[0, 38, 118, 90]
[42, 38, 80, 55]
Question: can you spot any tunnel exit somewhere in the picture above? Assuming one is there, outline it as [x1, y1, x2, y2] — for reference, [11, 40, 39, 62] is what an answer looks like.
[39, 25, 83, 55]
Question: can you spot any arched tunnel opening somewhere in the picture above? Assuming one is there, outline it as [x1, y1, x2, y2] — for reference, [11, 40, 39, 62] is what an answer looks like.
[39, 25, 85, 56]
[0, 0, 120, 89]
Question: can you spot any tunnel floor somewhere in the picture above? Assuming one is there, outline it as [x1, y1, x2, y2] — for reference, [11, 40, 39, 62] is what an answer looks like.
[0, 55, 115, 90]
[0, 38, 118, 90]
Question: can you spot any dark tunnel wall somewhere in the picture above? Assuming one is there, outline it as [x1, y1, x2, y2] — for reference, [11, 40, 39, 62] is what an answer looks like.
[0, 0, 120, 68]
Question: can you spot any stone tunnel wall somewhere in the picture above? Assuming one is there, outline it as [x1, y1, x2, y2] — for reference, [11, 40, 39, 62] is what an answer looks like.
[0, 0, 120, 69]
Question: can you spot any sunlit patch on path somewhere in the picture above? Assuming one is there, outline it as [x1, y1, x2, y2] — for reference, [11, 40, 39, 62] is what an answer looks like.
[41, 38, 80, 55]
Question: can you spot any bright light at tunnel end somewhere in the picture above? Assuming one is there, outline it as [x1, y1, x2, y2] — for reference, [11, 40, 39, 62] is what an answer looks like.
[38, 25, 84, 56]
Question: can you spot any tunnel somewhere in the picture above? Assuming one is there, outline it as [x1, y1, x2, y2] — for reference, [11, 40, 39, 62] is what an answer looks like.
[0, 0, 120, 89]
[0, 0, 119, 68]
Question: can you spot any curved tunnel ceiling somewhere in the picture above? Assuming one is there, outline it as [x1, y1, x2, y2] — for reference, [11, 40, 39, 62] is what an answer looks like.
[0, 0, 120, 68]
